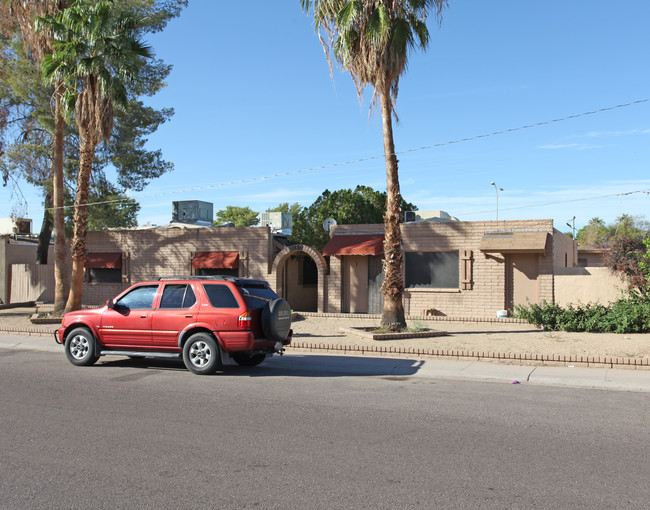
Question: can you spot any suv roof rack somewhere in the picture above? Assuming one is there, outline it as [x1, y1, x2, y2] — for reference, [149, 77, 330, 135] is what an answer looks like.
[158, 275, 233, 281]
[156, 276, 269, 286]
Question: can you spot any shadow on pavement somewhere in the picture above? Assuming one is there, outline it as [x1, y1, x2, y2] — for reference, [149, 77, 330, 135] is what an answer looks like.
[95, 352, 425, 378]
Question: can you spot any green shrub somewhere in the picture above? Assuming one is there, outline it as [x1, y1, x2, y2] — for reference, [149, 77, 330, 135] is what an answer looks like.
[513, 295, 650, 334]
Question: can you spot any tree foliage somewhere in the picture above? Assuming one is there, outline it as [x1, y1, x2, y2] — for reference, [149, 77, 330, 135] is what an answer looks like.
[214, 206, 259, 228]
[289, 185, 416, 250]
[604, 236, 650, 299]
[577, 214, 649, 248]
[0, 0, 185, 227]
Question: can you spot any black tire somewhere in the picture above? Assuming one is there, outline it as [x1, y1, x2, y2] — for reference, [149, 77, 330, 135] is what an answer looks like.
[261, 298, 292, 342]
[64, 327, 99, 366]
[182, 333, 222, 375]
[232, 352, 267, 367]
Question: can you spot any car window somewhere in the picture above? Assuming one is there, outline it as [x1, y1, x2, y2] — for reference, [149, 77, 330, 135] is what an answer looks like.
[202, 284, 239, 308]
[160, 284, 196, 309]
[116, 285, 158, 310]
[237, 282, 279, 308]
[238, 282, 278, 300]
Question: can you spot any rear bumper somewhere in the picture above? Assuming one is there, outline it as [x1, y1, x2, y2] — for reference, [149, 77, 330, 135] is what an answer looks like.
[219, 329, 292, 352]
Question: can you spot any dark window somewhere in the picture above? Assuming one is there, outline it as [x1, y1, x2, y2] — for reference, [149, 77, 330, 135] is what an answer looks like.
[237, 282, 280, 308]
[160, 284, 196, 309]
[116, 285, 158, 310]
[88, 268, 121, 283]
[405, 251, 459, 289]
[203, 284, 239, 308]
[301, 257, 318, 286]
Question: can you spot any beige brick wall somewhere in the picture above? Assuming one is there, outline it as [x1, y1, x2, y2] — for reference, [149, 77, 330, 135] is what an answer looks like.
[327, 220, 558, 317]
[82, 226, 274, 306]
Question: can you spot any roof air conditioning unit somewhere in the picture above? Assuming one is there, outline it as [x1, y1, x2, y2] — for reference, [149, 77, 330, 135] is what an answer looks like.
[259, 212, 292, 235]
[172, 201, 214, 225]
[404, 210, 458, 223]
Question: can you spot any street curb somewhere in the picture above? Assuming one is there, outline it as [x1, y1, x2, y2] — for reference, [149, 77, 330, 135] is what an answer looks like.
[288, 341, 650, 369]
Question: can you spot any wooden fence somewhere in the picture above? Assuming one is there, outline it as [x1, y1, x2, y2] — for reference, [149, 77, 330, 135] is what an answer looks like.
[9, 263, 55, 303]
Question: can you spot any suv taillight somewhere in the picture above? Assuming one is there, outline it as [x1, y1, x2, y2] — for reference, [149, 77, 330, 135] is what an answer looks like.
[238, 311, 252, 329]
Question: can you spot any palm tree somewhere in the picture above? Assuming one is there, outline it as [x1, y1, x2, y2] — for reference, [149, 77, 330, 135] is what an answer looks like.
[301, 0, 447, 330]
[40, 0, 151, 312]
[13, 0, 69, 314]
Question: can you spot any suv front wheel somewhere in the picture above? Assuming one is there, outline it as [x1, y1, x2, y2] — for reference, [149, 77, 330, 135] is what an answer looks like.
[65, 327, 99, 366]
[182, 333, 222, 375]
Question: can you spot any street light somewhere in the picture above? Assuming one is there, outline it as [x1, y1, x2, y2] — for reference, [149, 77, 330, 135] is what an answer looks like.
[490, 181, 503, 221]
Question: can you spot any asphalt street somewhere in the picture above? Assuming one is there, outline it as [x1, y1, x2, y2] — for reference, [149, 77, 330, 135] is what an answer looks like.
[1, 347, 649, 509]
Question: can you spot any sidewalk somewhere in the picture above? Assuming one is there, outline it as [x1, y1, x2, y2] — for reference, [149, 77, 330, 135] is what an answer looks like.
[0, 305, 648, 391]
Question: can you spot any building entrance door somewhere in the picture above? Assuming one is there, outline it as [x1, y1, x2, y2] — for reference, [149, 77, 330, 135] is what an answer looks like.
[507, 253, 539, 310]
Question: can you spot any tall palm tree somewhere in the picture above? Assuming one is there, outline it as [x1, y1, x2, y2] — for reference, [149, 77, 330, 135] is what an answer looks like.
[301, 0, 447, 330]
[13, 0, 69, 313]
[40, 0, 151, 312]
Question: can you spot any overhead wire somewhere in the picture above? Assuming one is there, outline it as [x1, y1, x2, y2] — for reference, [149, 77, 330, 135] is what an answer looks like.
[45, 98, 650, 213]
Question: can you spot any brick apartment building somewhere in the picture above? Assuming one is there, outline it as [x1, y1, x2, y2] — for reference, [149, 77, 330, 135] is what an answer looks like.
[8, 217, 616, 319]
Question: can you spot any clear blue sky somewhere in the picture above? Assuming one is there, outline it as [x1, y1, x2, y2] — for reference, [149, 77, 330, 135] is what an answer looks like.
[5, 0, 650, 233]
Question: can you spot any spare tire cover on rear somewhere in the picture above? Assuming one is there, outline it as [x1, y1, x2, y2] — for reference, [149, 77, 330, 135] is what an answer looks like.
[261, 298, 292, 342]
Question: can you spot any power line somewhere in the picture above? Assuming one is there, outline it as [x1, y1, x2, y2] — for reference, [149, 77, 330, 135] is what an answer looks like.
[46, 98, 650, 212]
[456, 189, 650, 218]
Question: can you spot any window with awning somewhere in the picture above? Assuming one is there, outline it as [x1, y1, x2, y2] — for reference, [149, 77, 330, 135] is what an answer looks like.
[86, 252, 122, 283]
[192, 251, 239, 276]
[192, 251, 239, 269]
[322, 234, 384, 256]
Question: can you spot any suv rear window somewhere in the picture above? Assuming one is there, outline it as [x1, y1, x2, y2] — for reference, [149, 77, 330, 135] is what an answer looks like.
[203, 284, 239, 308]
[238, 282, 279, 308]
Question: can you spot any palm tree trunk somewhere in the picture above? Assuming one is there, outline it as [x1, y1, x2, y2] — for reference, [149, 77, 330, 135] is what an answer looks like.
[52, 100, 69, 314]
[64, 137, 94, 313]
[379, 88, 406, 331]
[36, 190, 53, 264]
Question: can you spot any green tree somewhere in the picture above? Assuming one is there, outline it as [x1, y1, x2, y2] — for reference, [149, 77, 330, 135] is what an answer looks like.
[3, 0, 183, 312]
[267, 202, 303, 217]
[9, 0, 69, 313]
[214, 206, 259, 227]
[289, 185, 416, 250]
[576, 217, 609, 247]
[301, 0, 447, 330]
[40, 0, 152, 312]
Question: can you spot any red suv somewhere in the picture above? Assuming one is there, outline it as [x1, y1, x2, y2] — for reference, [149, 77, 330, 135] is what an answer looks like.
[55, 276, 292, 375]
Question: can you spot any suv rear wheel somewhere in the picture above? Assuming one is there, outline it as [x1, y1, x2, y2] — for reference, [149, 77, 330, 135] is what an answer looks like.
[182, 333, 222, 375]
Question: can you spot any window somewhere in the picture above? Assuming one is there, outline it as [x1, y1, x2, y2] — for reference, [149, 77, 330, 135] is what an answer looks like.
[115, 285, 158, 310]
[160, 284, 196, 309]
[301, 257, 318, 286]
[88, 268, 122, 284]
[405, 251, 459, 289]
[203, 284, 239, 308]
[86, 252, 122, 283]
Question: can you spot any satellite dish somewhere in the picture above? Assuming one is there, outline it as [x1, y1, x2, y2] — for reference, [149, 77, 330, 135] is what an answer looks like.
[322, 218, 337, 232]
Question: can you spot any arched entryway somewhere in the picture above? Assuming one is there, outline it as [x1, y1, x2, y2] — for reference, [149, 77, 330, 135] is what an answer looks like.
[271, 245, 327, 313]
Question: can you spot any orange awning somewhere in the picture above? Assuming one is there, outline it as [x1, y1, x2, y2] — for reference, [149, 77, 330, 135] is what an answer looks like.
[86, 252, 122, 269]
[322, 234, 384, 256]
[192, 251, 239, 269]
